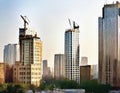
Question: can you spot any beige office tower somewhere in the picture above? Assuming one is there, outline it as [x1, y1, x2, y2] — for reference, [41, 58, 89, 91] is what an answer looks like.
[99, 2, 120, 87]
[13, 16, 42, 86]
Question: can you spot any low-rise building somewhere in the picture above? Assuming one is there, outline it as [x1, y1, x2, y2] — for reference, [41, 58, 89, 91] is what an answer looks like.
[13, 62, 41, 86]
[5, 63, 13, 83]
[0, 63, 5, 84]
[80, 65, 92, 82]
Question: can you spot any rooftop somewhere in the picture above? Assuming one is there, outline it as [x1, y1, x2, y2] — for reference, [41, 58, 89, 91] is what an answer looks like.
[104, 1, 120, 8]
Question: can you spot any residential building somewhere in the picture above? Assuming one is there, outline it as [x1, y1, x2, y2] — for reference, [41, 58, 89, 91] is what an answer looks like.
[54, 54, 65, 78]
[65, 21, 80, 83]
[98, 1, 120, 87]
[0, 63, 5, 84]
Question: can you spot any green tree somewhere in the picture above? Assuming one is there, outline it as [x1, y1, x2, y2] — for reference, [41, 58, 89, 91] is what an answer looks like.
[0, 83, 7, 93]
[6, 84, 15, 93]
[14, 84, 26, 93]
[29, 84, 37, 93]
[79, 80, 113, 93]
[39, 83, 45, 90]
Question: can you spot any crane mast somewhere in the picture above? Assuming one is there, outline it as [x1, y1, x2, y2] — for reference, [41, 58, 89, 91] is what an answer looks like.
[20, 15, 29, 31]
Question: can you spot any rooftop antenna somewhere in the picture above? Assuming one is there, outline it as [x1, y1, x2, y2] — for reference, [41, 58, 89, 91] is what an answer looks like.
[20, 15, 30, 31]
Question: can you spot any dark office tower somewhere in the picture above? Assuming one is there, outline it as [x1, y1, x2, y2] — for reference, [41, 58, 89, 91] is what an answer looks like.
[42, 60, 48, 77]
[98, 1, 120, 87]
[65, 21, 80, 83]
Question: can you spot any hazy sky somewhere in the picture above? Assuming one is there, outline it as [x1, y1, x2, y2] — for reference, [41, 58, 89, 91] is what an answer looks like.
[0, 0, 118, 68]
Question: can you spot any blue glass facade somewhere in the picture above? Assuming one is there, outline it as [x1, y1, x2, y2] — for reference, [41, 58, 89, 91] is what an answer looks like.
[65, 28, 80, 83]
[99, 2, 120, 87]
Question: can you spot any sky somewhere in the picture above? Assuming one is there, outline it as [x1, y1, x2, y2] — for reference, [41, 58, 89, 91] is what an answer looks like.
[0, 0, 119, 68]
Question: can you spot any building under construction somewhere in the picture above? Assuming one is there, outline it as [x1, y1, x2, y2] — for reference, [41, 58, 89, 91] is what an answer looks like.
[65, 20, 80, 83]
[13, 15, 42, 86]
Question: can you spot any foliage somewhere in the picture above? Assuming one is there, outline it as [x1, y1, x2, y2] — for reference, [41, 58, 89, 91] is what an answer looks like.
[0, 83, 28, 93]
[7, 83, 27, 93]
[29, 84, 37, 93]
[39, 78, 113, 93]
[0, 79, 114, 93]
[0, 83, 7, 92]
[39, 78, 79, 90]
[80, 79, 113, 93]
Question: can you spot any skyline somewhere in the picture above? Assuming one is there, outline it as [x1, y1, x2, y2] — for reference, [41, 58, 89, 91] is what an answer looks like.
[0, 0, 118, 68]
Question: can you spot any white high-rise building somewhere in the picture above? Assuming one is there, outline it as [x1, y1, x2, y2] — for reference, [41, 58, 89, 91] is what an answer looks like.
[65, 21, 80, 83]
[99, 1, 120, 87]
[80, 57, 88, 66]
[4, 44, 19, 65]
[54, 54, 65, 78]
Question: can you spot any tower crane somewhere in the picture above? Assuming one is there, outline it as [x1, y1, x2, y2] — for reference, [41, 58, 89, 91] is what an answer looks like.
[20, 15, 30, 31]
[68, 19, 79, 29]
[68, 18, 72, 29]
[73, 21, 79, 29]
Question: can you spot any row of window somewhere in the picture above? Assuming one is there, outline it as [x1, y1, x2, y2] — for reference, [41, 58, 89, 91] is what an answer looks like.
[31, 72, 41, 75]
[19, 77, 30, 79]
[19, 67, 30, 70]
[31, 68, 41, 70]
[19, 72, 30, 75]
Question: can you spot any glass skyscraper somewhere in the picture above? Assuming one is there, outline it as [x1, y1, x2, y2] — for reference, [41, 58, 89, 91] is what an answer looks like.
[99, 1, 120, 87]
[65, 21, 80, 83]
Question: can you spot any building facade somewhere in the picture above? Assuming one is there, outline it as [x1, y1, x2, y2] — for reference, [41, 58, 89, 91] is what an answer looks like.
[92, 64, 98, 79]
[80, 65, 92, 82]
[80, 65, 98, 82]
[65, 21, 80, 83]
[4, 44, 19, 65]
[5, 63, 13, 82]
[47, 67, 52, 78]
[54, 54, 65, 78]
[0, 63, 5, 84]
[99, 2, 120, 87]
